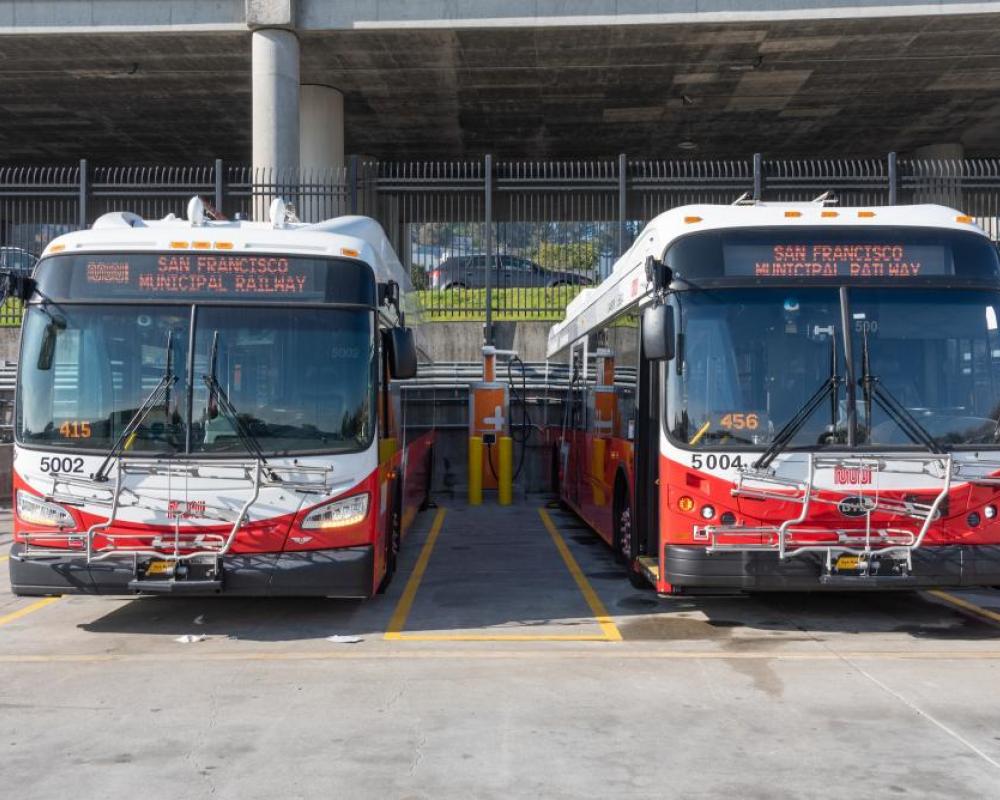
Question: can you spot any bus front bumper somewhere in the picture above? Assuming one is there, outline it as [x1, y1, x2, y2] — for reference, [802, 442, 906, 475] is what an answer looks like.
[663, 544, 1000, 591]
[7, 542, 375, 598]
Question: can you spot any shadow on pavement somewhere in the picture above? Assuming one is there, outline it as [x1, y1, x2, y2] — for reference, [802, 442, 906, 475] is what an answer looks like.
[73, 497, 1000, 644]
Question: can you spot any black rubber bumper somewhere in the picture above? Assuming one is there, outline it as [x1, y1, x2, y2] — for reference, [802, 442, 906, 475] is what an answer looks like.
[7, 542, 375, 598]
[663, 545, 1000, 591]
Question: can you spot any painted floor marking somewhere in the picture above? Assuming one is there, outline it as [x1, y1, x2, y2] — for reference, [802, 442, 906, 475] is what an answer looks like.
[538, 508, 622, 642]
[384, 507, 447, 640]
[0, 596, 61, 627]
[0, 554, 9, 563]
[927, 589, 1000, 626]
[5, 650, 1000, 665]
[384, 507, 622, 642]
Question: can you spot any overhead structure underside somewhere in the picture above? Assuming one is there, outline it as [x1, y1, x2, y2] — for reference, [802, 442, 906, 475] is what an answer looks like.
[2, 11, 1000, 162]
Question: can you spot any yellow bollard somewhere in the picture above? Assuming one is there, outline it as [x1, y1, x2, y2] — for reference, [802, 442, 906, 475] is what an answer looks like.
[498, 436, 513, 506]
[468, 436, 483, 506]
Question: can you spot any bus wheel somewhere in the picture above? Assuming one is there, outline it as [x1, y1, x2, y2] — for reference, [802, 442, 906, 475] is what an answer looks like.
[613, 484, 632, 565]
[378, 487, 402, 594]
[615, 486, 647, 589]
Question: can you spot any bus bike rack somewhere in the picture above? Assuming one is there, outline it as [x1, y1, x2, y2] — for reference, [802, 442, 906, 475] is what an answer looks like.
[16, 457, 336, 567]
[693, 453, 955, 577]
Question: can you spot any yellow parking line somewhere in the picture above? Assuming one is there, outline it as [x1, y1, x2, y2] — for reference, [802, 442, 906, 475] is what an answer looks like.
[384, 507, 447, 640]
[538, 508, 622, 642]
[394, 635, 613, 642]
[385, 506, 622, 642]
[927, 589, 1000, 626]
[0, 596, 61, 627]
[6, 650, 1000, 665]
[0, 554, 9, 563]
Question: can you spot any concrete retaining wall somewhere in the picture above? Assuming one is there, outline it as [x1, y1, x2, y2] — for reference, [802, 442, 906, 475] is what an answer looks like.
[420, 321, 554, 363]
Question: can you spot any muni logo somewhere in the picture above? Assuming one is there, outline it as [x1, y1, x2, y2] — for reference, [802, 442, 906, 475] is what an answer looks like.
[834, 465, 875, 486]
[167, 499, 207, 518]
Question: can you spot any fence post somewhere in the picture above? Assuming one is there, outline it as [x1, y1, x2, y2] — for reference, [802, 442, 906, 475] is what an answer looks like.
[618, 153, 628, 255]
[753, 153, 763, 201]
[214, 158, 225, 214]
[78, 158, 89, 229]
[348, 154, 360, 214]
[887, 151, 898, 205]
[484, 154, 493, 345]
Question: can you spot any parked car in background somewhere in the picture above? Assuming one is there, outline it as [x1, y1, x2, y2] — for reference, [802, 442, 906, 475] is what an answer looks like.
[0, 247, 38, 272]
[430, 254, 592, 289]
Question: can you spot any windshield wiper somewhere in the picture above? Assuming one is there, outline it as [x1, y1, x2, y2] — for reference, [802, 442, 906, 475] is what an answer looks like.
[93, 331, 178, 482]
[203, 331, 279, 480]
[858, 327, 944, 453]
[754, 334, 841, 471]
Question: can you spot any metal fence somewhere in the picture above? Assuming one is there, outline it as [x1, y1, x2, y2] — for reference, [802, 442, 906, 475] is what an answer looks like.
[2, 153, 999, 327]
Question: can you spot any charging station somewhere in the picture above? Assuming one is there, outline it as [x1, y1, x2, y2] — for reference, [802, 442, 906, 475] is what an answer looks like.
[469, 345, 514, 505]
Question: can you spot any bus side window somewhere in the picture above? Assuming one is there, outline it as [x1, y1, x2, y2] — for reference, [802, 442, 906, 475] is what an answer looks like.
[612, 310, 639, 441]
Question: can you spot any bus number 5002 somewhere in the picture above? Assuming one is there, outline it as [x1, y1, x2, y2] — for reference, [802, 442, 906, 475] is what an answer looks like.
[691, 454, 743, 471]
[39, 457, 85, 474]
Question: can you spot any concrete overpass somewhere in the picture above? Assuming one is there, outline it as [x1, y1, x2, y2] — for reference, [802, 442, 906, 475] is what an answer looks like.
[1, 1, 999, 167]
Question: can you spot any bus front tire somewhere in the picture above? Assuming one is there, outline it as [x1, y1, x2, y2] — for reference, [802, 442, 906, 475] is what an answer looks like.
[614, 480, 648, 589]
[377, 486, 402, 594]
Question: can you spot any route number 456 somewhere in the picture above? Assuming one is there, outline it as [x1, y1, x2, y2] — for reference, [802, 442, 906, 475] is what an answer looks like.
[720, 413, 759, 430]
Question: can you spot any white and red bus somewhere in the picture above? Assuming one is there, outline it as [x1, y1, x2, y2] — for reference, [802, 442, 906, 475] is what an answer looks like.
[549, 202, 1000, 592]
[5, 197, 433, 597]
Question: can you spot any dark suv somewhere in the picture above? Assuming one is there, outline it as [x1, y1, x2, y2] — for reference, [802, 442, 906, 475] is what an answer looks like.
[0, 247, 37, 272]
[430, 254, 592, 290]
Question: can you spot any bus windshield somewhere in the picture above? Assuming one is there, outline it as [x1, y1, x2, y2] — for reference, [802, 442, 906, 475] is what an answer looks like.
[668, 287, 1000, 451]
[18, 304, 376, 456]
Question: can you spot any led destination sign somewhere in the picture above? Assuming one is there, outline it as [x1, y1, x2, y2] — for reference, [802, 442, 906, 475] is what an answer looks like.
[723, 243, 948, 279]
[85, 255, 316, 296]
[35, 252, 378, 305]
[666, 228, 1000, 285]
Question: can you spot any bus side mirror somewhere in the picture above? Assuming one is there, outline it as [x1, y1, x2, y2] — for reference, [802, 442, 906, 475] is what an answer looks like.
[642, 304, 675, 361]
[644, 255, 672, 293]
[385, 327, 418, 380]
[379, 280, 401, 312]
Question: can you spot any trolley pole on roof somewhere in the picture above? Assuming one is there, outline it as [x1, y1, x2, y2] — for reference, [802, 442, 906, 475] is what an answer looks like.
[484, 154, 494, 345]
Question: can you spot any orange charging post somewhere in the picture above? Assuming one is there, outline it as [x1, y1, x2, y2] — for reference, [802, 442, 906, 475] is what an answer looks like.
[469, 345, 513, 504]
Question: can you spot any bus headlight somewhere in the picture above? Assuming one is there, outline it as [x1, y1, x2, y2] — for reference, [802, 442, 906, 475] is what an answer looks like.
[16, 491, 74, 528]
[301, 493, 370, 530]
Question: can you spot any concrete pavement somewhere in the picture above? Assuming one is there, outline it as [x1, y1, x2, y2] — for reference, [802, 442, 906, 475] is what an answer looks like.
[2, 500, 1000, 798]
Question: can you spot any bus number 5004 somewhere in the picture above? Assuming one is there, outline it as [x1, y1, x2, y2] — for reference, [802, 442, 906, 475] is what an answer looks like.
[691, 454, 743, 471]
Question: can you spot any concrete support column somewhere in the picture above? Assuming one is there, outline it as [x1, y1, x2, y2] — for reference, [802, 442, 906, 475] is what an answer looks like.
[300, 84, 344, 220]
[252, 27, 300, 219]
[300, 85, 344, 172]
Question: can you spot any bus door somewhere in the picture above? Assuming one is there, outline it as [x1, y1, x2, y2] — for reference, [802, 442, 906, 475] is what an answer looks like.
[633, 313, 662, 567]
[378, 328, 403, 578]
[562, 340, 587, 508]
